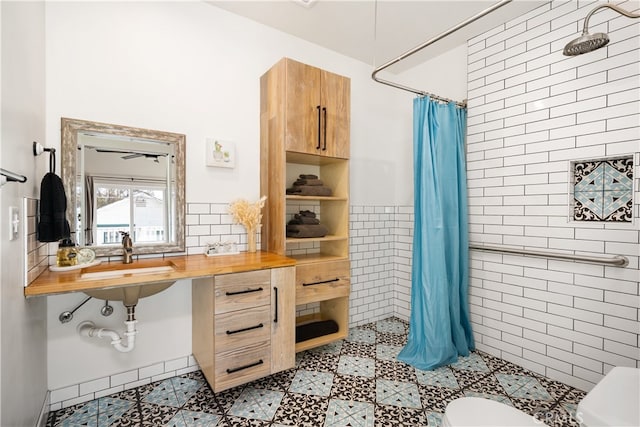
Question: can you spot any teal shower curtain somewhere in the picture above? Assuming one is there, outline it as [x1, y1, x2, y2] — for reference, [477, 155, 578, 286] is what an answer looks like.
[397, 96, 474, 371]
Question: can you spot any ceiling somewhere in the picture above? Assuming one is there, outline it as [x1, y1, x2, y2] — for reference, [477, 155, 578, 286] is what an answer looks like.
[209, 0, 548, 73]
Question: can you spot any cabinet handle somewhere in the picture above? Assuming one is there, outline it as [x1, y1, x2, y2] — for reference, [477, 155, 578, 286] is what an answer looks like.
[302, 278, 340, 287]
[226, 323, 264, 335]
[273, 286, 278, 323]
[316, 105, 322, 149]
[226, 359, 264, 374]
[225, 287, 263, 296]
[322, 107, 327, 151]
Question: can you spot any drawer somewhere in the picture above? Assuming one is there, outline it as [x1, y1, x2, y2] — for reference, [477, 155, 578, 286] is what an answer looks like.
[296, 260, 350, 305]
[214, 305, 271, 353]
[214, 342, 271, 391]
[214, 270, 271, 314]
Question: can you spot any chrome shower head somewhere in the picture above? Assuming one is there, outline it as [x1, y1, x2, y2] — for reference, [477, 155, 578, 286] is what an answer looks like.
[563, 32, 610, 56]
[563, 3, 640, 56]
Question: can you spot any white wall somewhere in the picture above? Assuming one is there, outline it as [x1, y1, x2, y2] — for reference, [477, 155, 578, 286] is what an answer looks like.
[0, 1, 48, 425]
[465, 0, 639, 391]
[44, 0, 410, 395]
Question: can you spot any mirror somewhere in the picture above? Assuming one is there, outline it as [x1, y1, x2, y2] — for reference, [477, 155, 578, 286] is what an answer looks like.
[61, 118, 185, 256]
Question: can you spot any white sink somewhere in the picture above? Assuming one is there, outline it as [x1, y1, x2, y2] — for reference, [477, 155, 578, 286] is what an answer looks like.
[80, 265, 174, 280]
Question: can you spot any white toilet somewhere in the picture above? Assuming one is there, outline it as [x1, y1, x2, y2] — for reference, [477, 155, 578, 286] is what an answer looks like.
[443, 367, 640, 427]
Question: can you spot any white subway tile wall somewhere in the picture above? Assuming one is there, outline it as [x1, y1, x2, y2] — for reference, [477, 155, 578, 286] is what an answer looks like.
[465, 0, 639, 391]
[349, 206, 395, 325]
[48, 355, 199, 411]
[24, 198, 48, 286]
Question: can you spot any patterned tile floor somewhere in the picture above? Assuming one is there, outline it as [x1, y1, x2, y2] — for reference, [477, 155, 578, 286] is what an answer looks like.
[47, 317, 586, 426]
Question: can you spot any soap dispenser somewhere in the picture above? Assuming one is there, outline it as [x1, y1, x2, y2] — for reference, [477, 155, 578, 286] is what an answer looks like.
[56, 238, 78, 267]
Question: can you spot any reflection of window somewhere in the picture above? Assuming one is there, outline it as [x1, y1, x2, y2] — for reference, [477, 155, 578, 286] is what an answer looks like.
[572, 156, 634, 222]
[93, 179, 167, 245]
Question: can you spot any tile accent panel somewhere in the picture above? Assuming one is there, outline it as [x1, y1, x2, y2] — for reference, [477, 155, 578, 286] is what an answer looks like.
[465, 0, 640, 391]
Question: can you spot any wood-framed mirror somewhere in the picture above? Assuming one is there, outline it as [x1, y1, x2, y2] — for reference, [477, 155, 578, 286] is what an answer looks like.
[61, 118, 186, 257]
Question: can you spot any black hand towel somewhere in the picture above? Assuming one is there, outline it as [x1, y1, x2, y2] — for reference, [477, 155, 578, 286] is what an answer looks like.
[37, 172, 71, 242]
[286, 224, 329, 238]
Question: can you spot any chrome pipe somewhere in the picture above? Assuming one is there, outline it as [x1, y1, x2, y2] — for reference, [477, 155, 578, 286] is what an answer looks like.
[371, 0, 513, 106]
[469, 243, 629, 267]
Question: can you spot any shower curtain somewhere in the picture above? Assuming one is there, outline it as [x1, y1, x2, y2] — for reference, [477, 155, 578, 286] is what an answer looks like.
[397, 96, 474, 371]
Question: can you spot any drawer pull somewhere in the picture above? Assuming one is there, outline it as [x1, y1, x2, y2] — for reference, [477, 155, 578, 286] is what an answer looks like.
[303, 278, 339, 287]
[226, 323, 264, 335]
[274, 287, 278, 323]
[225, 287, 264, 296]
[226, 359, 264, 374]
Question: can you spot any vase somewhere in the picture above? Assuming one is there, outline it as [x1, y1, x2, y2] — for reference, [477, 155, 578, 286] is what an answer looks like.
[247, 228, 257, 253]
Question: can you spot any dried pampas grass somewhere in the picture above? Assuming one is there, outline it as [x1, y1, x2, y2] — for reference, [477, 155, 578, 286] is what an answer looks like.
[228, 196, 267, 252]
[228, 196, 267, 230]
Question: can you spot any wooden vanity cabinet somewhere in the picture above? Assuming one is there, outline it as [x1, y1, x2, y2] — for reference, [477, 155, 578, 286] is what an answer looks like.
[274, 57, 350, 159]
[261, 58, 351, 353]
[192, 267, 295, 392]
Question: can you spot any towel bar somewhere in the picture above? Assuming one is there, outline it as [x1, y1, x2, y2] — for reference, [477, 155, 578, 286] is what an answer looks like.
[0, 168, 27, 184]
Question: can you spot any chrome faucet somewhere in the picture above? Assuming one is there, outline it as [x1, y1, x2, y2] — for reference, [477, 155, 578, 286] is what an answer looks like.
[120, 231, 133, 264]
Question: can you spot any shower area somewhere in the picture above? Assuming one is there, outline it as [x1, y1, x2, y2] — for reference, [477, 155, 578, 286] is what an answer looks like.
[370, 0, 639, 391]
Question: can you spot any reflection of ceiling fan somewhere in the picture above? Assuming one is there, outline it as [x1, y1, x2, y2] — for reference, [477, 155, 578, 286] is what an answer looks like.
[95, 148, 165, 163]
[121, 153, 161, 162]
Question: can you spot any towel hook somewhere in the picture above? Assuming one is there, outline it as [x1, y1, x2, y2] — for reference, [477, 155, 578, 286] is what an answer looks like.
[33, 141, 56, 174]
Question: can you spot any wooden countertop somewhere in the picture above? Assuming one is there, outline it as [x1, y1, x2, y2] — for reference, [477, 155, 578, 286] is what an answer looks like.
[25, 251, 296, 298]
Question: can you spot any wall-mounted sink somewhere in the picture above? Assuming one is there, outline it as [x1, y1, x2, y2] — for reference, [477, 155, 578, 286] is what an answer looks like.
[80, 262, 176, 306]
[83, 282, 175, 306]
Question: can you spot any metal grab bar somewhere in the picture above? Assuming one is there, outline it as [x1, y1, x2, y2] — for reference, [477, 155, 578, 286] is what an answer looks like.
[469, 243, 629, 267]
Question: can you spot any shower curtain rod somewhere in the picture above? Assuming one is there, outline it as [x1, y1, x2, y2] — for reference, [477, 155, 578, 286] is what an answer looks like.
[469, 243, 629, 267]
[371, 0, 513, 107]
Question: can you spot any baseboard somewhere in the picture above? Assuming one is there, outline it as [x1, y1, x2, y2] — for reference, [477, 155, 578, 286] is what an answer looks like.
[36, 390, 50, 427]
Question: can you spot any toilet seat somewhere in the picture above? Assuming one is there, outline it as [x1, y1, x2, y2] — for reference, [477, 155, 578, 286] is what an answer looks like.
[443, 397, 547, 427]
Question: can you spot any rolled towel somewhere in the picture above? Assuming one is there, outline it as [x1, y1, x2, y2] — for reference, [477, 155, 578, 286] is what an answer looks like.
[299, 210, 316, 218]
[286, 223, 329, 238]
[286, 185, 332, 197]
[294, 178, 324, 186]
[299, 174, 318, 179]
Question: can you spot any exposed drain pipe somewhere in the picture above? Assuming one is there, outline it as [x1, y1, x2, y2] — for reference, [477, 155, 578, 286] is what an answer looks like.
[77, 306, 138, 353]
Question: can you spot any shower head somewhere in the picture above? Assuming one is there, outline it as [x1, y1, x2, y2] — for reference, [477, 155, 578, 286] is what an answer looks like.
[563, 32, 610, 56]
[563, 3, 640, 56]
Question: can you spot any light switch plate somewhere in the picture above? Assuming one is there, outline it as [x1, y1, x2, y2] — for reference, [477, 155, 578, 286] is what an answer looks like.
[9, 206, 19, 241]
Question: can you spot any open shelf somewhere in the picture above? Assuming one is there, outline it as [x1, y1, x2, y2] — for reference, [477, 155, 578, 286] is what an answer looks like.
[285, 234, 347, 244]
[295, 309, 349, 353]
[286, 195, 348, 202]
[289, 253, 348, 265]
[295, 330, 348, 353]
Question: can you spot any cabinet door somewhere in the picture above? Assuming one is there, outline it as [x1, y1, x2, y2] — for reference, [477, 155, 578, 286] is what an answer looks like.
[321, 70, 350, 159]
[270, 266, 296, 373]
[285, 60, 322, 156]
